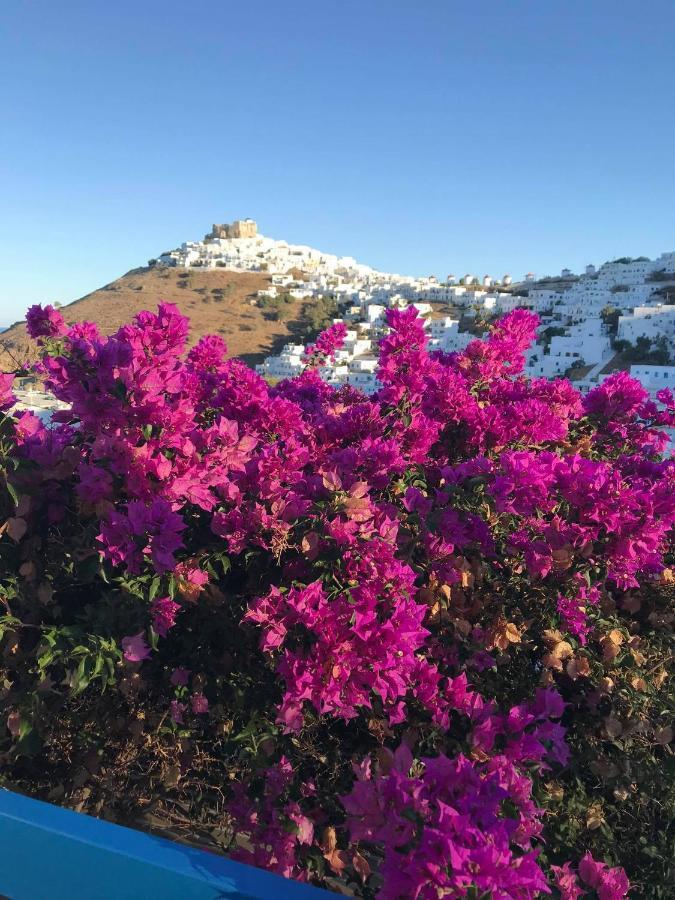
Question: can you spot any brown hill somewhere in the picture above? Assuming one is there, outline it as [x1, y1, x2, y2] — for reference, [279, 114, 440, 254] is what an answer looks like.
[0, 267, 314, 371]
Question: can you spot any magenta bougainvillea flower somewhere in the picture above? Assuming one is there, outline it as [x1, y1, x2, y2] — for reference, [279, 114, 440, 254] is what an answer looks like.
[170, 666, 191, 687]
[0, 373, 15, 412]
[173, 561, 209, 602]
[303, 321, 347, 365]
[97, 499, 185, 574]
[170, 700, 187, 725]
[121, 632, 151, 663]
[150, 596, 181, 638]
[25, 303, 68, 339]
[552, 853, 630, 900]
[190, 692, 209, 715]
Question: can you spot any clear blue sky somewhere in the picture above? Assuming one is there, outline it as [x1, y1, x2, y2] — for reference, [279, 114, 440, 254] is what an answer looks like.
[1, 0, 674, 323]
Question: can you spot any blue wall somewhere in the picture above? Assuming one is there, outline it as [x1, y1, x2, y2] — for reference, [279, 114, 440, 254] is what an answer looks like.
[0, 789, 329, 899]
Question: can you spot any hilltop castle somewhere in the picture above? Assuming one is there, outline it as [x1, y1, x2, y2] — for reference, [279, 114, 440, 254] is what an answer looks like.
[207, 219, 257, 240]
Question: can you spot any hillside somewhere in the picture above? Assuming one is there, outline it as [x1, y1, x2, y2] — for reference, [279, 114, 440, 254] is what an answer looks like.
[0, 267, 315, 371]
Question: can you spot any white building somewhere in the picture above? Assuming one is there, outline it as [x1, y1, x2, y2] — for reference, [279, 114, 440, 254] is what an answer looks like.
[256, 344, 305, 380]
[618, 305, 675, 343]
[630, 364, 675, 392]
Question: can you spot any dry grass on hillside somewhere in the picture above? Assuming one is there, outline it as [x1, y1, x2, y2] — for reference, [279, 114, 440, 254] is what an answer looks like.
[0, 267, 312, 371]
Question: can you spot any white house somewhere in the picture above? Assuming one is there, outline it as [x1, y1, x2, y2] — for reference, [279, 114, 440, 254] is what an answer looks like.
[630, 364, 675, 392]
[618, 305, 675, 343]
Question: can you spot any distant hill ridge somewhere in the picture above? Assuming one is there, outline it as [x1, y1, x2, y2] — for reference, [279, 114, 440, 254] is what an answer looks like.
[0, 266, 314, 371]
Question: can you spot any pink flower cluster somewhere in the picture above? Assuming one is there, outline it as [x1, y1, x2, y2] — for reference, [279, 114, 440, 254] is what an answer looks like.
[553, 854, 630, 899]
[343, 743, 550, 899]
[97, 500, 185, 574]
[245, 553, 451, 732]
[488, 449, 675, 589]
[228, 757, 315, 879]
[26, 303, 68, 339]
[0, 373, 15, 412]
[303, 321, 347, 365]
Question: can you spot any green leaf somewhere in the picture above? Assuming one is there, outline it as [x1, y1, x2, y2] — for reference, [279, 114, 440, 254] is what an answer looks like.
[5, 479, 19, 507]
[15, 721, 42, 757]
[148, 575, 162, 603]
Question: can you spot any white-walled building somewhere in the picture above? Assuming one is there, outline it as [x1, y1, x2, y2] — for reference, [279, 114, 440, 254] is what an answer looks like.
[630, 364, 675, 392]
[618, 305, 675, 343]
[256, 344, 305, 380]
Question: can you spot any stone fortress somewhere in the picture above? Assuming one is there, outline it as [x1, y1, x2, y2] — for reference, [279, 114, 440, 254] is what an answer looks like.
[206, 219, 258, 240]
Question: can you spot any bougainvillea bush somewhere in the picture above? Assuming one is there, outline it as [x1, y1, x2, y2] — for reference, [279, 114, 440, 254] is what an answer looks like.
[1, 302, 674, 897]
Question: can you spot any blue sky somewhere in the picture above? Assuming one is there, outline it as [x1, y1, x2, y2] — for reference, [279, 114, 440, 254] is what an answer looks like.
[1, 0, 674, 323]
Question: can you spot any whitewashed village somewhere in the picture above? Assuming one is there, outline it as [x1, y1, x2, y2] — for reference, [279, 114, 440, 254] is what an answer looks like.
[9, 219, 674, 419]
[155, 219, 675, 405]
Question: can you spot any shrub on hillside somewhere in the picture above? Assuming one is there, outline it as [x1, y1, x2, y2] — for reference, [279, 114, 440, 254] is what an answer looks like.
[300, 294, 339, 338]
[0, 302, 674, 898]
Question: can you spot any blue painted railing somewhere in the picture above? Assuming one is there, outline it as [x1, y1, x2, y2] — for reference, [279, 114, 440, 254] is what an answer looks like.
[0, 789, 329, 899]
